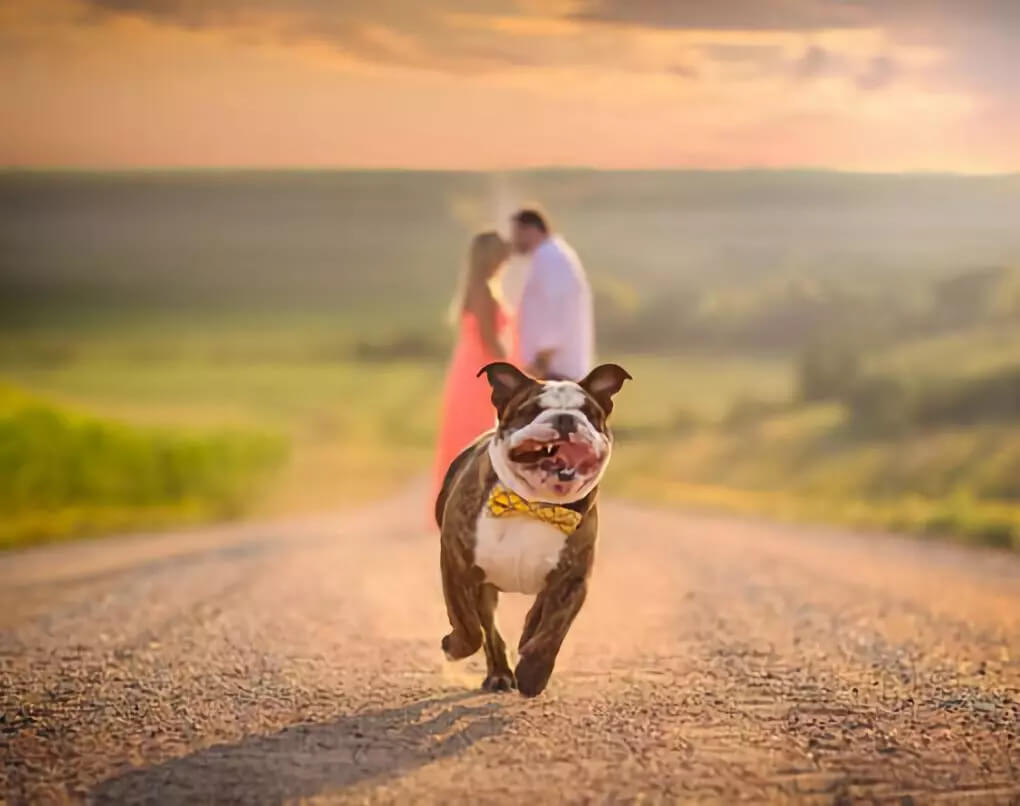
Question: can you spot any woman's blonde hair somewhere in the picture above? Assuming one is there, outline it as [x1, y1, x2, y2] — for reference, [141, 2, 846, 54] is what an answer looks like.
[447, 230, 508, 324]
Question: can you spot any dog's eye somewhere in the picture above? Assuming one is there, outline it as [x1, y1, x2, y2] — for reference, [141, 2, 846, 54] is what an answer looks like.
[505, 402, 541, 430]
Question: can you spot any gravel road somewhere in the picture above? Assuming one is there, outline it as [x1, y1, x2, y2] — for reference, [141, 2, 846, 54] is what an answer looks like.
[2, 484, 1019, 804]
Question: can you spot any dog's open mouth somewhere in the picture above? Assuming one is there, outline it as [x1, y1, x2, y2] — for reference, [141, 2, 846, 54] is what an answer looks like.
[509, 437, 600, 481]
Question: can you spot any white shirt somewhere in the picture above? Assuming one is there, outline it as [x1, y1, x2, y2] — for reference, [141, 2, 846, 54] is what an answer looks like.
[518, 236, 594, 381]
[498, 254, 530, 312]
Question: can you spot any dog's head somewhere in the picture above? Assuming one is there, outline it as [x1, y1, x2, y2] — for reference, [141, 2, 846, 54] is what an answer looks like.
[479, 362, 631, 504]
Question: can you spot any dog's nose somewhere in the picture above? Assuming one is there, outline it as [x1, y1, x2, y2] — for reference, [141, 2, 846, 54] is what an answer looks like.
[552, 413, 576, 437]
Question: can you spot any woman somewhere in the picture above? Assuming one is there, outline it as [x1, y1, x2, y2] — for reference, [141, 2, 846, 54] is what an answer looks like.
[432, 231, 516, 507]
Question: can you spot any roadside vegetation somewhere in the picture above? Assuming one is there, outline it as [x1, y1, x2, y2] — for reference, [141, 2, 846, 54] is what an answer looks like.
[1, 170, 1017, 549]
[608, 319, 1020, 550]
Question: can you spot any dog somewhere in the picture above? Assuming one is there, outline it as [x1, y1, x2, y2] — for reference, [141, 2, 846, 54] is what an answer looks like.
[435, 361, 631, 697]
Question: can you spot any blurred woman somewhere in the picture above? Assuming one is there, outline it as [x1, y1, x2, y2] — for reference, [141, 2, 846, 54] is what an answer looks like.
[432, 231, 516, 508]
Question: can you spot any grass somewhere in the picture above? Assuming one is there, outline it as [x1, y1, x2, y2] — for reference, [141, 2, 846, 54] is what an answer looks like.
[3, 358, 445, 519]
[0, 385, 286, 549]
[608, 353, 792, 429]
[613, 480, 1020, 550]
[613, 478, 1020, 551]
[609, 405, 1020, 550]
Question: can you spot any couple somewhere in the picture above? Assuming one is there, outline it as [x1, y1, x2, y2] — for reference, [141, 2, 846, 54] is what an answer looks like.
[432, 208, 594, 500]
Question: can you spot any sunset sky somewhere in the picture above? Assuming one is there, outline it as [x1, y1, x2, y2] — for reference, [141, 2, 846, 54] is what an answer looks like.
[2, 0, 1018, 171]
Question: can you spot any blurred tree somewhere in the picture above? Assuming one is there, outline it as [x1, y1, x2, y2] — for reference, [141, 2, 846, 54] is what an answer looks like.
[797, 343, 861, 402]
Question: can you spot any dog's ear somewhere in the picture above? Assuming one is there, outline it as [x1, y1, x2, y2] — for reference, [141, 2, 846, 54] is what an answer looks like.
[477, 362, 537, 417]
[579, 363, 631, 416]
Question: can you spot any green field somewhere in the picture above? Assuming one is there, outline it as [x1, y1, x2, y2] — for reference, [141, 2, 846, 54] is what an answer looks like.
[0, 383, 285, 548]
[2, 170, 1018, 549]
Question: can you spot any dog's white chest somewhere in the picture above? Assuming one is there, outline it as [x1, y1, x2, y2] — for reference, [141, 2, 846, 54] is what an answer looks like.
[473, 511, 567, 595]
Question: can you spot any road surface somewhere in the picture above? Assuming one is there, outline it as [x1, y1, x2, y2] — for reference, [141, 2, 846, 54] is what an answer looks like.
[2, 485, 1019, 804]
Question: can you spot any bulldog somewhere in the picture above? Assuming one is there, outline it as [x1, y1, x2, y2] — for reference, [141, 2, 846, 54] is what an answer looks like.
[434, 361, 631, 697]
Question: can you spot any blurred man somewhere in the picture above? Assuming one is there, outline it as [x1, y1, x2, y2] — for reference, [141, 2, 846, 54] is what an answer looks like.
[511, 208, 594, 381]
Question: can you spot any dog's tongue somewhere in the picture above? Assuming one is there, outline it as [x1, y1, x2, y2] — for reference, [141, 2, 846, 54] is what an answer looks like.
[558, 440, 596, 466]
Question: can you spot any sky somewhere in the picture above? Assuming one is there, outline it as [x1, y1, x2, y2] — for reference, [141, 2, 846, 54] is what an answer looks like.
[2, 0, 1018, 171]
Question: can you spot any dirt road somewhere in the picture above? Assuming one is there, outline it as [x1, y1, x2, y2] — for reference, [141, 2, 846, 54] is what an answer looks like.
[2, 484, 1019, 804]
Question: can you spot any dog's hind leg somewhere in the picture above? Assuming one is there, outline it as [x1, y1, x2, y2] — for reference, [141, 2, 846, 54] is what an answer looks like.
[477, 583, 515, 692]
[440, 542, 483, 661]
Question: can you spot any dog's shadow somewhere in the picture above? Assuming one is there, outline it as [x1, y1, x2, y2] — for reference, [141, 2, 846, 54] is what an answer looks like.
[91, 691, 506, 804]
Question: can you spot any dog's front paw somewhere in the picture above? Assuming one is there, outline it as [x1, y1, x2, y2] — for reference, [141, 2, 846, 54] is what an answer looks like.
[481, 671, 516, 693]
[514, 655, 554, 698]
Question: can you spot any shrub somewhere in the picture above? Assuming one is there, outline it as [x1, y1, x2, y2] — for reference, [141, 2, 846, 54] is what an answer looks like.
[842, 363, 1020, 436]
[842, 375, 916, 435]
[914, 367, 1020, 426]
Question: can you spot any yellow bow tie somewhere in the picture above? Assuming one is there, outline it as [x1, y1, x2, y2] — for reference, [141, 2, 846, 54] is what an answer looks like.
[486, 484, 582, 535]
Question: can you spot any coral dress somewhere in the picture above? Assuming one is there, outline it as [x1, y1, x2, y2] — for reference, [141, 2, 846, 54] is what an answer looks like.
[432, 307, 517, 511]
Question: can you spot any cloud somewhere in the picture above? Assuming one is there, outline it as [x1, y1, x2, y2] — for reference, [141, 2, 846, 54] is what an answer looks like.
[75, 0, 529, 72]
[666, 63, 699, 79]
[792, 45, 827, 79]
[702, 44, 784, 64]
[572, 0, 1019, 103]
[52, 0, 1020, 111]
[856, 54, 897, 91]
[64, 0, 866, 84]
[71, 0, 763, 78]
[570, 0, 1020, 36]
[570, 0, 869, 31]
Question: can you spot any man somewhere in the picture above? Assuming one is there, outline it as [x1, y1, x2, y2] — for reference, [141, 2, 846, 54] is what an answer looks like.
[511, 208, 594, 381]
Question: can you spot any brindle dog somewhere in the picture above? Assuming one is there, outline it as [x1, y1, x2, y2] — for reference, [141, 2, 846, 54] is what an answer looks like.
[435, 362, 630, 697]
